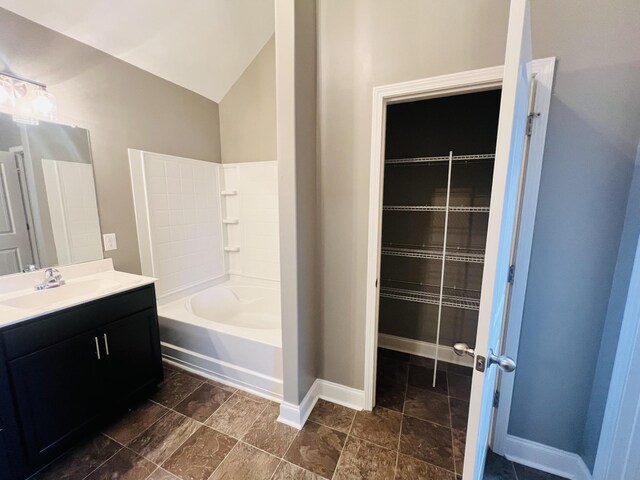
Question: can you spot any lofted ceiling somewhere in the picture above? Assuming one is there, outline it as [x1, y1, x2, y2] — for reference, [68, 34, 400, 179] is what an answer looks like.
[0, 0, 274, 103]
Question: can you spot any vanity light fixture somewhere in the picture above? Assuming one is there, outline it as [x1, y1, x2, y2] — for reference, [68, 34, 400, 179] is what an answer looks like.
[0, 72, 58, 123]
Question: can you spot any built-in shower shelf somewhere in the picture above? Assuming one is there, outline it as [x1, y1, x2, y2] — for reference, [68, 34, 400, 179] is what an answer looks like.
[224, 246, 240, 252]
[222, 218, 239, 224]
[385, 153, 495, 166]
[383, 205, 490, 213]
[382, 244, 485, 263]
[221, 190, 238, 196]
[380, 285, 480, 311]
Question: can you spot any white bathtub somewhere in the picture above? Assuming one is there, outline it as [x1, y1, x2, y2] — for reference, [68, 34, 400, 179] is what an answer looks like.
[158, 279, 283, 399]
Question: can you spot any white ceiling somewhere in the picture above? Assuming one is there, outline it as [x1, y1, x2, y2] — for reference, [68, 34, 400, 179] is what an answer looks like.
[0, 0, 274, 102]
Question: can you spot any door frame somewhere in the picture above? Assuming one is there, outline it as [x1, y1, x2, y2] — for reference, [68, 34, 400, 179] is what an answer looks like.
[593, 218, 640, 479]
[363, 60, 555, 450]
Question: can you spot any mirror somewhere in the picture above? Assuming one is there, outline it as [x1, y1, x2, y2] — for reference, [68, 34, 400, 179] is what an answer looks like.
[0, 112, 103, 276]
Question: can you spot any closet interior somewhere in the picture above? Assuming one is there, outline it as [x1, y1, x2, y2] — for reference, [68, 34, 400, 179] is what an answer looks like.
[375, 89, 502, 475]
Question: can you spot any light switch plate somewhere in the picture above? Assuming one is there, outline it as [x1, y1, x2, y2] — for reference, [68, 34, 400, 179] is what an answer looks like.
[103, 233, 117, 251]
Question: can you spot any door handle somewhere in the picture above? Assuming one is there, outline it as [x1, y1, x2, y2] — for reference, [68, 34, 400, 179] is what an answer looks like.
[488, 349, 516, 372]
[94, 336, 101, 360]
[103, 334, 110, 356]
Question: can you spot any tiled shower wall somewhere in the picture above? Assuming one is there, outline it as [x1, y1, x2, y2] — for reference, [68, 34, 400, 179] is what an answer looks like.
[222, 162, 280, 282]
[140, 152, 225, 296]
[131, 152, 280, 297]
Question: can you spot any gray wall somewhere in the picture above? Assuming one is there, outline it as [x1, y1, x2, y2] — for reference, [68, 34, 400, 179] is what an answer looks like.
[275, 0, 318, 405]
[219, 35, 276, 164]
[316, 0, 640, 462]
[0, 8, 222, 274]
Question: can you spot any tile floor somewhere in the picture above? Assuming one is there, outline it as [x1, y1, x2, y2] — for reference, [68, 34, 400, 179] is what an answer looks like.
[30, 354, 566, 480]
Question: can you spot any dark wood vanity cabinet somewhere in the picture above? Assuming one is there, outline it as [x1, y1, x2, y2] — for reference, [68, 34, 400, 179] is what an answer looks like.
[0, 285, 163, 479]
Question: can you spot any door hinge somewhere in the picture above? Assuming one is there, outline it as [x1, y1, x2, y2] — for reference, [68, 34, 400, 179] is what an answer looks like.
[493, 390, 500, 408]
[526, 112, 540, 136]
[507, 264, 516, 284]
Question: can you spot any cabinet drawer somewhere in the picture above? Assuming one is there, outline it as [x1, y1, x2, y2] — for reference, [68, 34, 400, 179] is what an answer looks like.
[2, 286, 156, 360]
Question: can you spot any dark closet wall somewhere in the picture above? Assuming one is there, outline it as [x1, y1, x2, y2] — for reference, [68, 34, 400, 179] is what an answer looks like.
[379, 90, 501, 348]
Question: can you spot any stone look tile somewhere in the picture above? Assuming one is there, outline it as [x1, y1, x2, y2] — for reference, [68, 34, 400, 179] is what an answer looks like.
[127, 410, 200, 464]
[147, 468, 180, 480]
[151, 371, 203, 408]
[308, 399, 356, 433]
[399, 415, 454, 471]
[284, 421, 347, 478]
[450, 398, 470, 432]
[174, 383, 233, 422]
[243, 403, 298, 456]
[448, 373, 472, 400]
[378, 348, 410, 363]
[404, 386, 451, 427]
[375, 377, 406, 412]
[333, 437, 397, 480]
[85, 448, 156, 480]
[452, 428, 466, 475]
[484, 450, 517, 480]
[236, 389, 270, 403]
[377, 357, 410, 385]
[271, 462, 324, 480]
[210, 442, 280, 480]
[408, 365, 449, 395]
[205, 378, 238, 393]
[205, 394, 267, 438]
[350, 407, 402, 450]
[36, 434, 121, 480]
[514, 462, 567, 480]
[395, 453, 456, 480]
[103, 401, 169, 445]
[162, 425, 236, 480]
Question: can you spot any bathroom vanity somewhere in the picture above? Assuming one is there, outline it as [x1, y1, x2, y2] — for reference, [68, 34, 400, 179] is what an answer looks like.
[0, 260, 162, 479]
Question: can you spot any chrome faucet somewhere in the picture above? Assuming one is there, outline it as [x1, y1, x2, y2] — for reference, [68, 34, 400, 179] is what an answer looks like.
[35, 268, 65, 290]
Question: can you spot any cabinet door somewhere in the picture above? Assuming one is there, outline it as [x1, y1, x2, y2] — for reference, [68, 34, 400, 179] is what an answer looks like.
[8, 332, 102, 464]
[102, 308, 162, 403]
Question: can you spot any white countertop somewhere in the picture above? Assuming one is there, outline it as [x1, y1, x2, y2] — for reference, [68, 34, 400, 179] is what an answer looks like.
[0, 259, 156, 329]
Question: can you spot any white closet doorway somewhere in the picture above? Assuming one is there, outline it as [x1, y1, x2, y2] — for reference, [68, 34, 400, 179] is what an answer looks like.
[364, 2, 555, 478]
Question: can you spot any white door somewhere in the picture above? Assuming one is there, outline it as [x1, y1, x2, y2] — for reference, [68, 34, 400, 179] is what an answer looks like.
[464, 1, 533, 478]
[0, 151, 34, 274]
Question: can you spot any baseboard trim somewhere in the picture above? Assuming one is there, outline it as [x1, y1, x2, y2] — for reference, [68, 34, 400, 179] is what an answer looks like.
[278, 379, 365, 429]
[503, 435, 592, 480]
[378, 333, 474, 367]
[161, 349, 282, 402]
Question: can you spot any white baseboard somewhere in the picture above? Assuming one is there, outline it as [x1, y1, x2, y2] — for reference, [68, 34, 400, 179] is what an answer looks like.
[277, 378, 365, 429]
[378, 333, 474, 367]
[162, 350, 282, 403]
[503, 435, 592, 480]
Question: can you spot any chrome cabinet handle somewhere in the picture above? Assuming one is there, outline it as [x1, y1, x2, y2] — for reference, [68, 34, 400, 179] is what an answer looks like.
[94, 337, 101, 360]
[103, 334, 110, 356]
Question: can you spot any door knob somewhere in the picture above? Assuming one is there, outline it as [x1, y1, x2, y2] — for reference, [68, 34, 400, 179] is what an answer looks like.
[488, 349, 516, 372]
[453, 342, 475, 357]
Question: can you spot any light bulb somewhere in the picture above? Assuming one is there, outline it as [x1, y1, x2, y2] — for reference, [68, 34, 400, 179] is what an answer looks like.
[32, 88, 56, 118]
[0, 76, 13, 107]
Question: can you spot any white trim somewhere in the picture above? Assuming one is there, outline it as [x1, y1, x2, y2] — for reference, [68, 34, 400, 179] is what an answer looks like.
[161, 343, 282, 401]
[593, 199, 640, 480]
[492, 57, 557, 453]
[378, 333, 473, 368]
[278, 378, 365, 429]
[364, 64, 504, 411]
[504, 435, 592, 480]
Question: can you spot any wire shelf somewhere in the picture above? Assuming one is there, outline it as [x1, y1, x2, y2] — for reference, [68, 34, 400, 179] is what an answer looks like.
[385, 153, 495, 166]
[383, 205, 490, 213]
[380, 284, 480, 311]
[381, 244, 485, 263]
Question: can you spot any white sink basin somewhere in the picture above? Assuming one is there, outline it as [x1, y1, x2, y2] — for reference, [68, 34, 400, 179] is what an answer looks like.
[1, 278, 123, 309]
